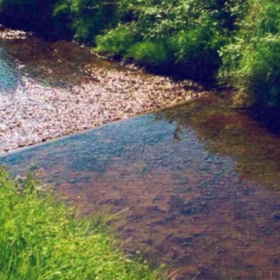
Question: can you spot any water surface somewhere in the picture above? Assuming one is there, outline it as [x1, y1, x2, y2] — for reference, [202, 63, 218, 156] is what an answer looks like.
[1, 95, 280, 279]
[0, 47, 17, 92]
[0, 36, 130, 87]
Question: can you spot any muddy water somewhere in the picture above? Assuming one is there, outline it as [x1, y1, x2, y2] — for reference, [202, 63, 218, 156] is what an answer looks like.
[1, 95, 280, 279]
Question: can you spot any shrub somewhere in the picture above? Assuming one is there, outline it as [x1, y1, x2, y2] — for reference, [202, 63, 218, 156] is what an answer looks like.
[0, 0, 72, 40]
[54, 0, 117, 44]
[96, 0, 238, 84]
[127, 40, 172, 64]
[95, 23, 140, 56]
[219, 0, 280, 107]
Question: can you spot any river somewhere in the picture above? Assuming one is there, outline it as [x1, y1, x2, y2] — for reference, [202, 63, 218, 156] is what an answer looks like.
[1, 29, 280, 280]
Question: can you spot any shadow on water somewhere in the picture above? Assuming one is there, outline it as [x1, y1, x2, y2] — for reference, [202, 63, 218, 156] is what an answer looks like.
[0, 36, 131, 87]
[241, 106, 280, 136]
[1, 95, 280, 279]
[156, 96, 280, 189]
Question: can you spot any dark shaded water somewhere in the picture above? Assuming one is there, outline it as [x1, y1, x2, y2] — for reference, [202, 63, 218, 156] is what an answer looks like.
[0, 36, 129, 88]
[1, 95, 280, 279]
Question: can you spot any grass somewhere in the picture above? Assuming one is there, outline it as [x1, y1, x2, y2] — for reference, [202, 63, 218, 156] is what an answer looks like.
[0, 167, 165, 280]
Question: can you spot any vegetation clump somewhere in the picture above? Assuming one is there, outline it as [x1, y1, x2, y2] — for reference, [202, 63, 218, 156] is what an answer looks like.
[0, 167, 164, 280]
[95, 0, 234, 84]
[219, 0, 280, 107]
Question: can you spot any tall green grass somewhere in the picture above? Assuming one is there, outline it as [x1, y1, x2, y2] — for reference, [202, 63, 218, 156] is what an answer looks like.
[0, 167, 165, 280]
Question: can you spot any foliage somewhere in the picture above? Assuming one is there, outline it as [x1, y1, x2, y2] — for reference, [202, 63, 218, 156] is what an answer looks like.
[219, 0, 280, 107]
[95, 0, 239, 84]
[127, 40, 172, 64]
[0, 167, 165, 280]
[0, 0, 116, 42]
[1, 0, 280, 107]
[54, 0, 117, 43]
[0, 0, 72, 40]
[95, 23, 140, 56]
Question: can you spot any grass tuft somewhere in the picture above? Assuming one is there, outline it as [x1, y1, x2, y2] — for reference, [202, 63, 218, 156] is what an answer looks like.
[0, 167, 165, 280]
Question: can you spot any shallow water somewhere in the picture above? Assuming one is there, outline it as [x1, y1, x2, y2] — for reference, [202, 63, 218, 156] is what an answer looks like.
[0, 36, 129, 88]
[2, 95, 280, 279]
[0, 47, 17, 92]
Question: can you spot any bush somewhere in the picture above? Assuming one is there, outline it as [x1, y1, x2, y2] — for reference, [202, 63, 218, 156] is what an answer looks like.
[55, 0, 117, 44]
[219, 0, 280, 107]
[0, 0, 72, 40]
[95, 23, 140, 56]
[95, 0, 237, 84]
[127, 40, 173, 64]
[0, 0, 116, 41]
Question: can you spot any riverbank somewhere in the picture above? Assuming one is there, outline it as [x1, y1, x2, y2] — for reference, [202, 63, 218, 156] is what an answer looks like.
[0, 167, 165, 279]
[0, 27, 208, 154]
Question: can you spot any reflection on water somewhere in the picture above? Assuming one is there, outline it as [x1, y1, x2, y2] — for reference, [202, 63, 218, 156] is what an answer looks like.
[156, 96, 280, 189]
[1, 96, 280, 279]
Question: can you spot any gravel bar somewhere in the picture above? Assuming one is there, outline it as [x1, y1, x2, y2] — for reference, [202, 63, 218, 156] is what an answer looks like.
[0, 28, 207, 154]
